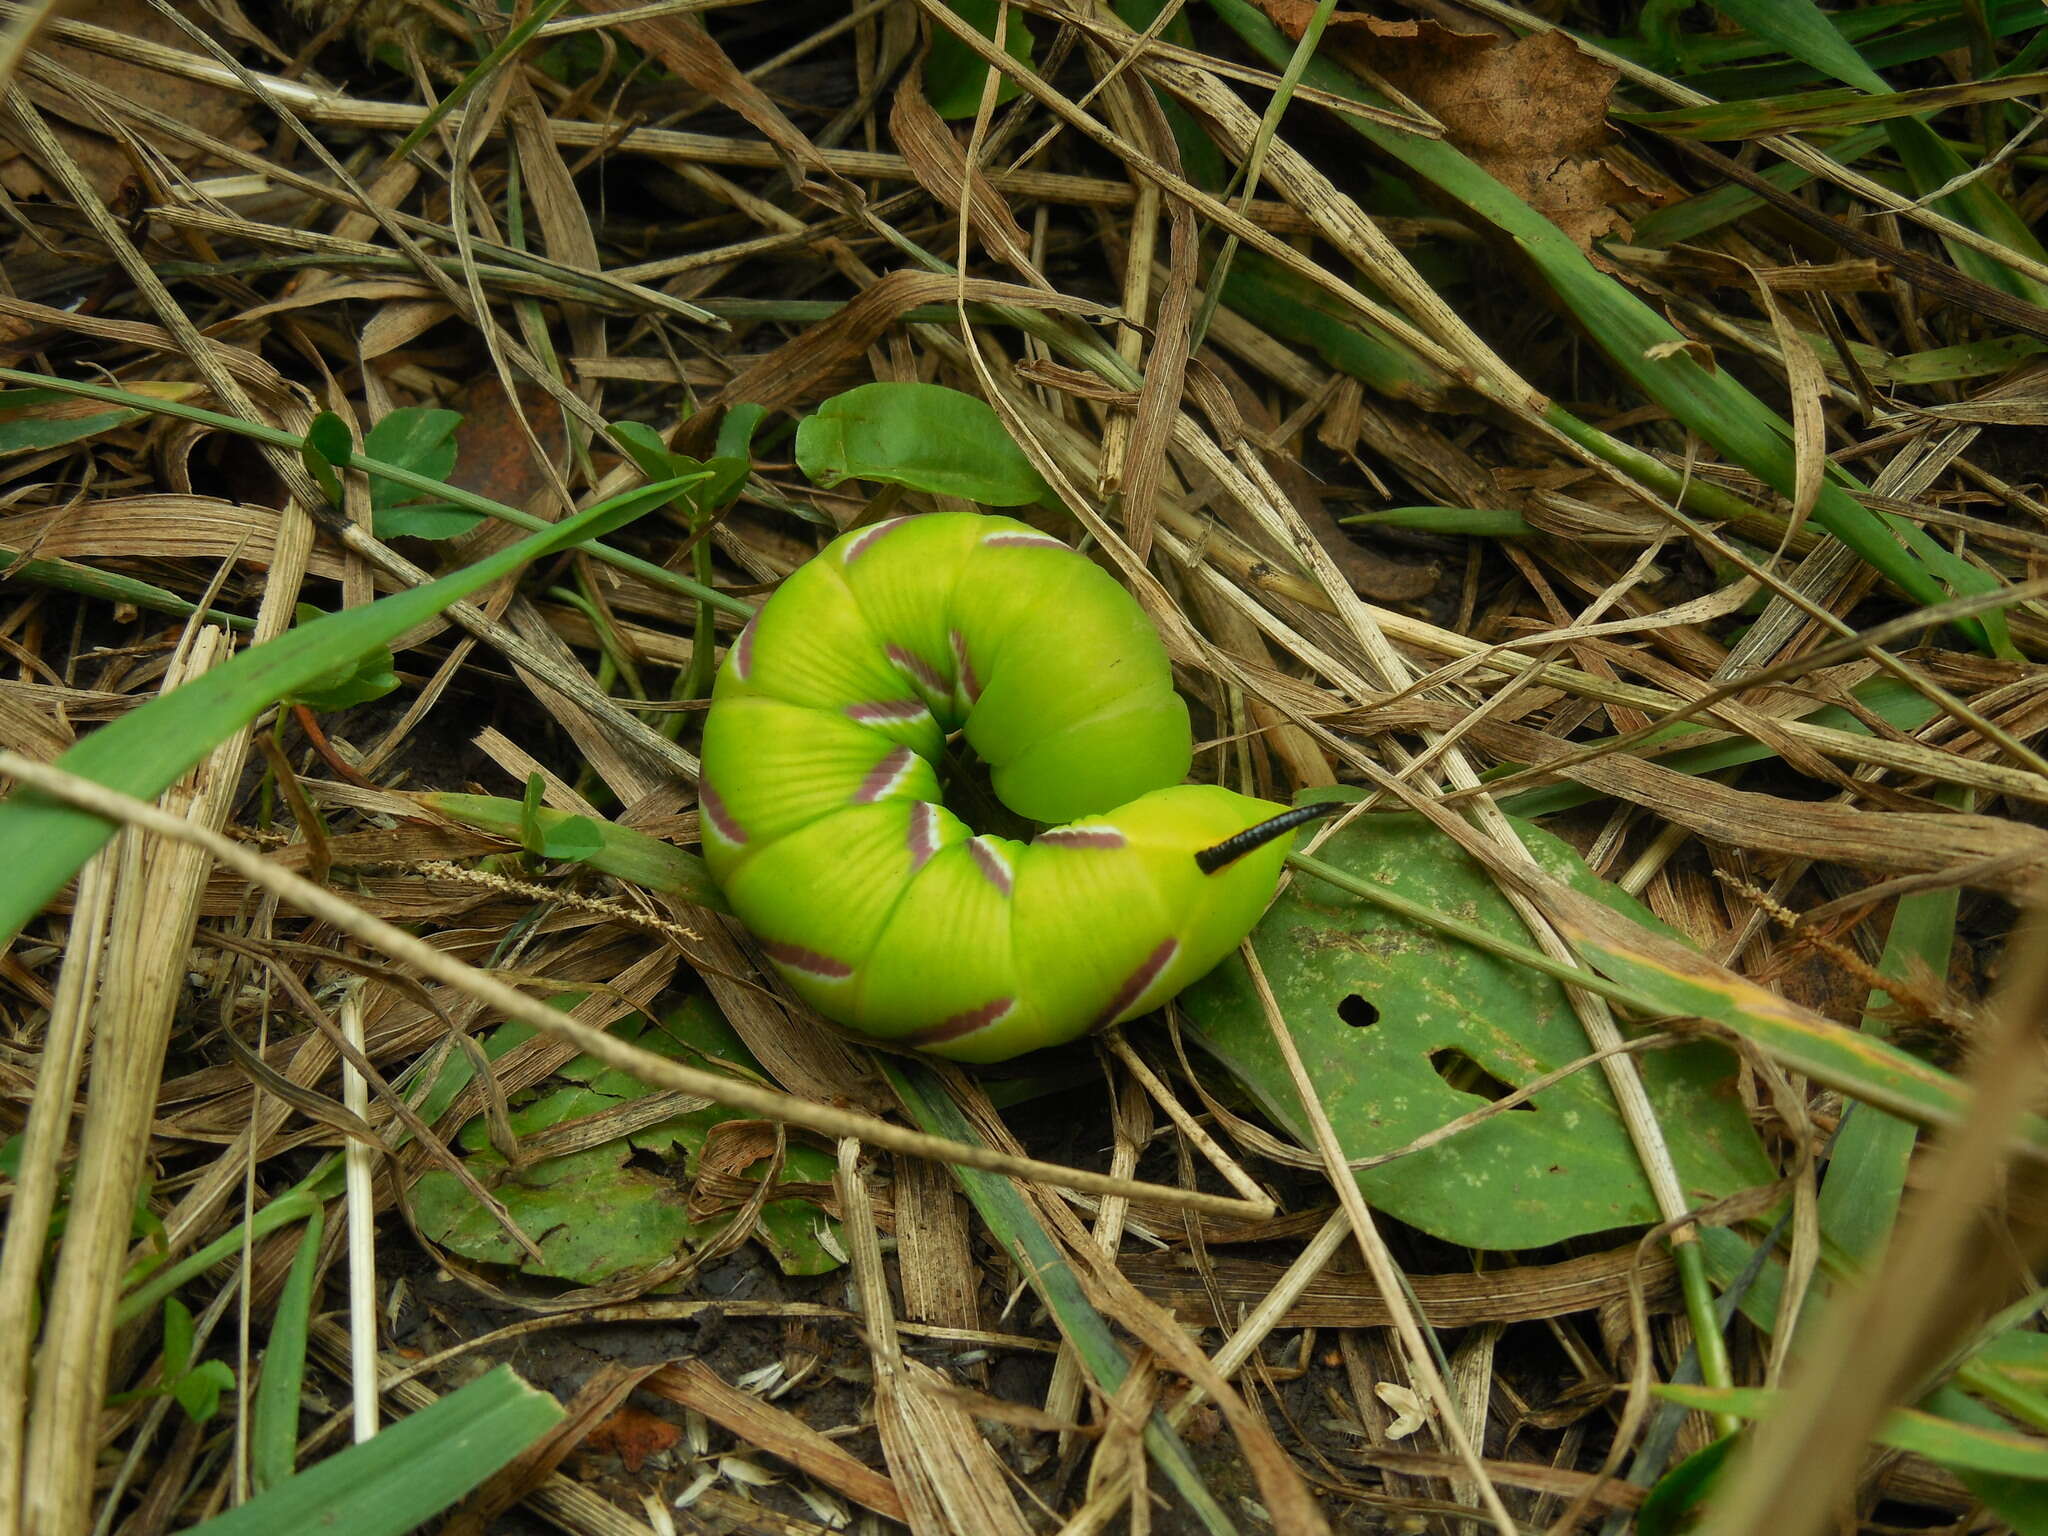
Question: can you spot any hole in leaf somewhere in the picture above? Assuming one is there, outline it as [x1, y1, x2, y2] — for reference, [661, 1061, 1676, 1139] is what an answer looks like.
[1427, 1048, 1534, 1110]
[1338, 995, 1380, 1029]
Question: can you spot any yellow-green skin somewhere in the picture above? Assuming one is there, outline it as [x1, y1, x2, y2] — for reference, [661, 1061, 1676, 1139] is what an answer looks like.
[699, 513, 1297, 1064]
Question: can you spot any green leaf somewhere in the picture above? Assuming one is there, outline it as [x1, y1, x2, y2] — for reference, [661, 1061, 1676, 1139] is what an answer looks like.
[924, 0, 1034, 118]
[252, 1208, 325, 1492]
[1702, 0, 1889, 93]
[1181, 807, 1774, 1249]
[1817, 820, 1958, 1272]
[365, 408, 477, 540]
[1638, 1434, 1737, 1536]
[1922, 1386, 2048, 1534]
[161, 1296, 195, 1379]
[286, 606, 401, 712]
[413, 1002, 844, 1282]
[1657, 1384, 2048, 1480]
[517, 772, 547, 853]
[181, 1365, 563, 1536]
[608, 420, 674, 483]
[301, 412, 352, 507]
[417, 791, 727, 910]
[413, 1141, 698, 1284]
[537, 814, 603, 862]
[1705, 0, 2048, 305]
[0, 475, 688, 947]
[172, 1359, 235, 1425]
[0, 391, 139, 455]
[795, 382, 1053, 506]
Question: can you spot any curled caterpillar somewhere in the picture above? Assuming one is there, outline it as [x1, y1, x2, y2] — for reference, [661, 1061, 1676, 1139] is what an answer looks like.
[699, 512, 1319, 1063]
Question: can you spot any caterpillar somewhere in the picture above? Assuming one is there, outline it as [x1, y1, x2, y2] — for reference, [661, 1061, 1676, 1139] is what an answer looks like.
[699, 512, 1323, 1063]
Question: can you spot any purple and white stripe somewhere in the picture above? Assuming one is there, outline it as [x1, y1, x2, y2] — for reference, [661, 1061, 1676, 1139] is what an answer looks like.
[699, 782, 747, 846]
[728, 615, 758, 682]
[949, 630, 983, 707]
[1090, 938, 1180, 1028]
[852, 746, 918, 805]
[839, 516, 911, 565]
[981, 530, 1068, 552]
[844, 698, 933, 727]
[905, 801, 942, 874]
[761, 938, 854, 981]
[911, 996, 1016, 1047]
[968, 836, 1013, 897]
[1037, 825, 1127, 851]
[887, 643, 950, 699]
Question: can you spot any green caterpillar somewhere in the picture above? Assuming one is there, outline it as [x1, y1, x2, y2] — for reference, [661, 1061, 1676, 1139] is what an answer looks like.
[699, 512, 1323, 1063]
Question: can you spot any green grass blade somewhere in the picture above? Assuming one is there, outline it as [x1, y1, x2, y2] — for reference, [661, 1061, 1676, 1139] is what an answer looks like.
[1658, 1383, 2048, 1480]
[184, 1365, 562, 1536]
[0, 478, 685, 947]
[1816, 832, 1960, 1271]
[250, 1207, 326, 1493]
[0, 545, 255, 631]
[1631, 125, 1889, 247]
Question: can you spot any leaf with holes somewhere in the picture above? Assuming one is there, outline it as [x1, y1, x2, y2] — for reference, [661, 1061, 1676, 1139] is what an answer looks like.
[1179, 804, 1773, 1249]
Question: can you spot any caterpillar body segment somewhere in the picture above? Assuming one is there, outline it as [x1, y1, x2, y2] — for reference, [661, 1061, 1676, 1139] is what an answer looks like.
[699, 512, 1298, 1063]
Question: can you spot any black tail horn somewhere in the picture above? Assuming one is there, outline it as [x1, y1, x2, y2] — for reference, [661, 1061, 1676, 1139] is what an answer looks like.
[1195, 802, 1344, 875]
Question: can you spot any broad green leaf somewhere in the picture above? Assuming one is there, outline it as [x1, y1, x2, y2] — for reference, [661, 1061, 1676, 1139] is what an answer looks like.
[181, 1365, 562, 1536]
[413, 1141, 698, 1284]
[0, 476, 687, 946]
[1658, 1383, 2048, 1480]
[1181, 807, 1774, 1249]
[366, 407, 476, 540]
[418, 791, 726, 910]
[301, 411, 351, 506]
[795, 382, 1053, 506]
[924, 0, 1034, 119]
[413, 1003, 843, 1281]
